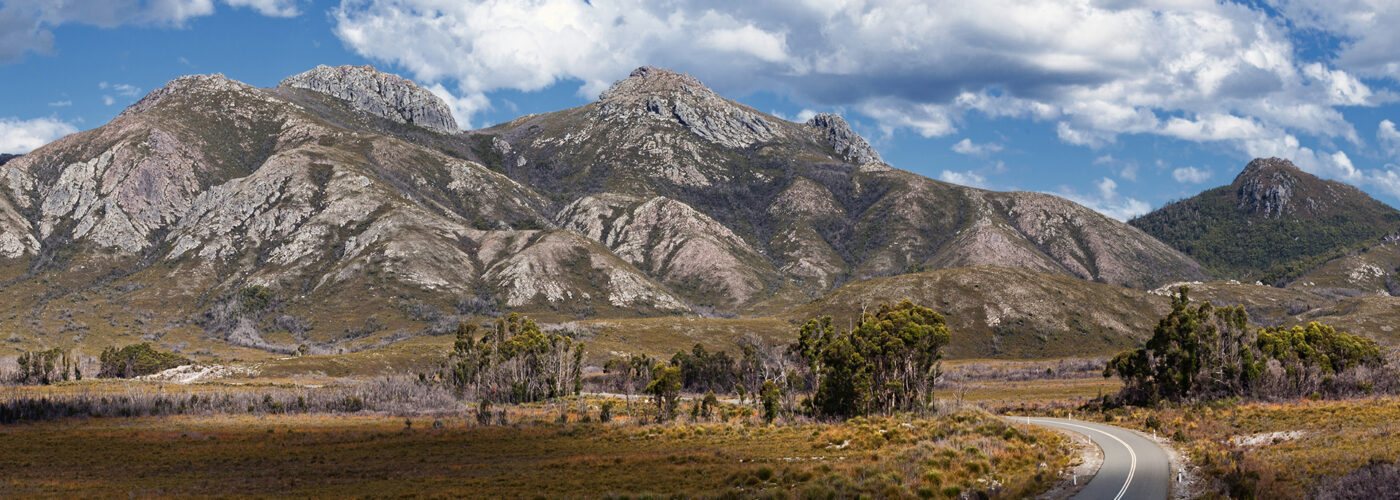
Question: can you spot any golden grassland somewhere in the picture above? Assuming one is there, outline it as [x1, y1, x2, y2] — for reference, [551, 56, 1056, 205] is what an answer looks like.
[953, 378, 1122, 405]
[578, 316, 793, 364]
[0, 407, 1070, 499]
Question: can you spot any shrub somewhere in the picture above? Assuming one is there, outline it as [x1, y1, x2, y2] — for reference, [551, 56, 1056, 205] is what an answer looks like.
[796, 300, 949, 418]
[599, 400, 613, 423]
[646, 363, 682, 421]
[98, 343, 190, 378]
[761, 380, 781, 424]
[701, 391, 720, 420]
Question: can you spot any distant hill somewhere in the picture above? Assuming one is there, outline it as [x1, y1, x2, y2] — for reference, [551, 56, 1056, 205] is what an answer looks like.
[0, 153, 19, 166]
[1130, 158, 1400, 284]
[784, 266, 1170, 358]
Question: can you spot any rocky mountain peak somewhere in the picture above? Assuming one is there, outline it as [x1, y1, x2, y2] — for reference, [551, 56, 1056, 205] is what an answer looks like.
[598, 66, 711, 102]
[595, 66, 779, 149]
[121, 73, 252, 116]
[806, 113, 882, 165]
[279, 65, 457, 133]
[1231, 157, 1350, 218]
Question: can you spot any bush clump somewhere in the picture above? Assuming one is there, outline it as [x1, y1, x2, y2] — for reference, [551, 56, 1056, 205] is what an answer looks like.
[98, 343, 190, 378]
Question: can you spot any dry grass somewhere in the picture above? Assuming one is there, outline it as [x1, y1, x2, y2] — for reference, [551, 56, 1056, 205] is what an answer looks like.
[579, 316, 793, 363]
[954, 378, 1122, 405]
[0, 406, 1069, 499]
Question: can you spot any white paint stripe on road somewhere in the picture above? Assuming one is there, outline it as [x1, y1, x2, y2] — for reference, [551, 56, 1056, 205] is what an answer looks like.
[1029, 419, 1137, 500]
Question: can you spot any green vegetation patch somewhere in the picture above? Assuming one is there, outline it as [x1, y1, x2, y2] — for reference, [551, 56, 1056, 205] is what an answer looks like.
[98, 342, 191, 378]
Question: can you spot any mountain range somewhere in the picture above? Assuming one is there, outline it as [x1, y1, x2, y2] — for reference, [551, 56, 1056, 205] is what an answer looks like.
[1, 64, 1397, 362]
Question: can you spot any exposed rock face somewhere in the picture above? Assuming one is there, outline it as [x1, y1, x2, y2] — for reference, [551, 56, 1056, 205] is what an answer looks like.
[1233, 157, 1364, 218]
[487, 65, 1204, 307]
[0, 67, 698, 357]
[1235, 158, 1298, 217]
[280, 65, 457, 133]
[477, 230, 689, 311]
[557, 193, 780, 310]
[806, 113, 882, 165]
[597, 66, 779, 149]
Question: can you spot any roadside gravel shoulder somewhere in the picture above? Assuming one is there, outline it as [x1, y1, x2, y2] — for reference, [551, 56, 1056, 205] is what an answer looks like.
[1036, 425, 1103, 499]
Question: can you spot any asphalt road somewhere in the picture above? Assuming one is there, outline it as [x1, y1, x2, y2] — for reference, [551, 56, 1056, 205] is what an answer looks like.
[1024, 417, 1171, 500]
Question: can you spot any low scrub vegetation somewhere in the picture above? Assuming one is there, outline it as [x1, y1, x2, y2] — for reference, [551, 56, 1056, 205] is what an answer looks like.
[0, 377, 456, 424]
[0, 404, 1067, 498]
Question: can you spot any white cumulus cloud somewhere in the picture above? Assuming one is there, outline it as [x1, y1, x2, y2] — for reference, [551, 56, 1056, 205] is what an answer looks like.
[223, 0, 301, 17]
[426, 83, 490, 130]
[324, 0, 1392, 168]
[1267, 0, 1400, 82]
[938, 169, 989, 189]
[699, 25, 789, 63]
[0, 0, 301, 64]
[1381, 120, 1400, 159]
[1172, 166, 1213, 184]
[1053, 177, 1150, 221]
[950, 138, 1002, 157]
[0, 117, 78, 154]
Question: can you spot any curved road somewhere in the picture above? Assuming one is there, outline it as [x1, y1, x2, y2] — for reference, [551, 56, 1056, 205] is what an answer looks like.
[1024, 417, 1170, 500]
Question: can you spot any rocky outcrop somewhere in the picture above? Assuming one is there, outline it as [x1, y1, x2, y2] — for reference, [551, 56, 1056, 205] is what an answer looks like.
[557, 193, 780, 310]
[1233, 157, 1363, 218]
[839, 166, 1207, 289]
[477, 230, 690, 312]
[1234, 157, 1302, 217]
[806, 113, 882, 165]
[123, 73, 280, 118]
[598, 66, 780, 149]
[280, 65, 457, 133]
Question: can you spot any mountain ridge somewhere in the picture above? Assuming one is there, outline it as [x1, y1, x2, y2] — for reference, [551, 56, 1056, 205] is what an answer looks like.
[0, 64, 1208, 360]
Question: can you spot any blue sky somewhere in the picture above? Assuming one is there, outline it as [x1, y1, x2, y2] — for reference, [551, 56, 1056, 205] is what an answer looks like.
[3, 0, 1400, 220]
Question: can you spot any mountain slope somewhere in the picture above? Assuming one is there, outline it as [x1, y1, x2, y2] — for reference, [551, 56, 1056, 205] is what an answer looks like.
[483, 66, 1206, 310]
[1131, 158, 1400, 283]
[786, 266, 1170, 358]
[1284, 233, 1400, 298]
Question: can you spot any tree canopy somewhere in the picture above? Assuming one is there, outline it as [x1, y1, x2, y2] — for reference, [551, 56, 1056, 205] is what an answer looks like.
[444, 313, 584, 404]
[795, 300, 951, 418]
[1106, 286, 1386, 404]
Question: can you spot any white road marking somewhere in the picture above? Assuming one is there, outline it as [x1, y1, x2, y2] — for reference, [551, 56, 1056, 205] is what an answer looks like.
[1029, 419, 1138, 500]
